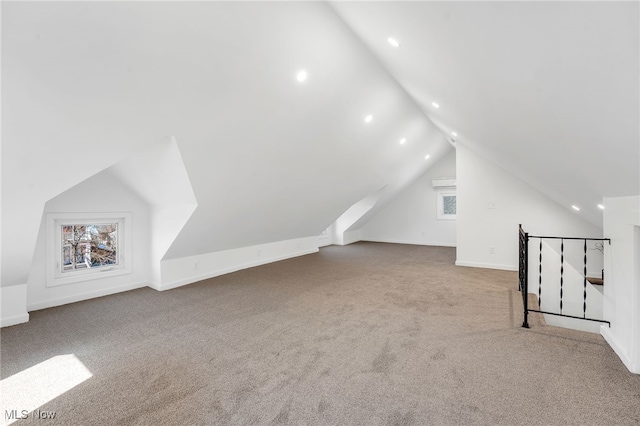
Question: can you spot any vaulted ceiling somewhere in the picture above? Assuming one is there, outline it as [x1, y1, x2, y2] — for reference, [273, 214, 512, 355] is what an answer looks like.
[332, 1, 639, 227]
[2, 1, 449, 284]
[2, 1, 638, 286]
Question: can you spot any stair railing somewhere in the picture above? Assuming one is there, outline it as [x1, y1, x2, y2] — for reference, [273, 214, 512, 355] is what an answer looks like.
[519, 224, 611, 329]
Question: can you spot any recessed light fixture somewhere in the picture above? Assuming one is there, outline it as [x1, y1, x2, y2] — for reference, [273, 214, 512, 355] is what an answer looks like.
[387, 37, 400, 47]
[598, 204, 605, 210]
[296, 70, 308, 82]
[432, 102, 440, 109]
[364, 114, 373, 123]
[399, 138, 406, 145]
[572, 205, 580, 211]
[451, 131, 458, 137]
[425, 154, 430, 160]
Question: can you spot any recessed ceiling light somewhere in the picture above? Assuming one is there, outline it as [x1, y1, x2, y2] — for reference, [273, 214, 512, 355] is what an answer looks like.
[451, 131, 458, 137]
[387, 37, 400, 47]
[432, 102, 440, 109]
[296, 70, 307, 82]
[425, 155, 430, 160]
[399, 138, 406, 145]
[598, 204, 605, 210]
[364, 114, 373, 123]
[572, 205, 580, 211]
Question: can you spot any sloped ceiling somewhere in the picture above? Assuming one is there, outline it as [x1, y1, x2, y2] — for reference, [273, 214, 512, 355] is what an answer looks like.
[3, 1, 637, 286]
[2, 1, 449, 284]
[331, 1, 640, 227]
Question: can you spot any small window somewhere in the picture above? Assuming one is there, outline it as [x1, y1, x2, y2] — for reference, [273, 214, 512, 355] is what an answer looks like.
[60, 224, 119, 273]
[437, 190, 457, 220]
[47, 213, 132, 287]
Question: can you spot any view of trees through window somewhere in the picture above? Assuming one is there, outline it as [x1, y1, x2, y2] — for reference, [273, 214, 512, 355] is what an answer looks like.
[61, 224, 118, 272]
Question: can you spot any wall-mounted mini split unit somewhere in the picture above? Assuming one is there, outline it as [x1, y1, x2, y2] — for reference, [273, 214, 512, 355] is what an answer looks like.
[432, 177, 456, 188]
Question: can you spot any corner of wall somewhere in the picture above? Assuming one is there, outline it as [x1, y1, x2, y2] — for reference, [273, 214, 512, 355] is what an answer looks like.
[342, 230, 362, 245]
[601, 325, 638, 373]
[1, 284, 29, 327]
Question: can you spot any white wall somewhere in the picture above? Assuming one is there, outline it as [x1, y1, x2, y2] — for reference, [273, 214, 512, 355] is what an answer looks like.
[332, 188, 385, 245]
[158, 236, 319, 291]
[361, 149, 456, 246]
[332, 2, 639, 230]
[456, 142, 602, 271]
[25, 171, 151, 311]
[601, 195, 640, 373]
[1, 285, 29, 327]
[2, 2, 451, 292]
[108, 136, 198, 286]
[318, 225, 333, 248]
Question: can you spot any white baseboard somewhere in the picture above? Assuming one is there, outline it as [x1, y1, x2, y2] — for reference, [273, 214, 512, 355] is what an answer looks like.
[27, 281, 148, 312]
[342, 238, 361, 246]
[334, 240, 360, 246]
[157, 237, 320, 291]
[1, 284, 29, 327]
[601, 326, 638, 374]
[1, 313, 30, 328]
[362, 237, 456, 247]
[155, 248, 318, 291]
[454, 260, 518, 271]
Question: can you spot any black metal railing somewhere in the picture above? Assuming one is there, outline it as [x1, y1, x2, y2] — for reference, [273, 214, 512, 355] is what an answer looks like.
[519, 224, 611, 329]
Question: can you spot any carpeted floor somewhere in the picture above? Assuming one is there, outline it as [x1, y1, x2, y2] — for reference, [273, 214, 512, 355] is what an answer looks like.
[1, 242, 639, 425]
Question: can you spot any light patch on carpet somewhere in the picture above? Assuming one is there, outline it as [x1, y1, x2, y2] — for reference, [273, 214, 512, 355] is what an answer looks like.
[0, 354, 92, 425]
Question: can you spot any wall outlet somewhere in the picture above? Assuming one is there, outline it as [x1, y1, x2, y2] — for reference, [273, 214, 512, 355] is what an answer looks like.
[257, 249, 261, 257]
[487, 202, 495, 209]
[194, 262, 199, 270]
[489, 246, 495, 254]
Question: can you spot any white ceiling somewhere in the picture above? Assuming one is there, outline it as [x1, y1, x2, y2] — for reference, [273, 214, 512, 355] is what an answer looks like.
[2, 1, 638, 285]
[2, 1, 451, 283]
[331, 1, 640, 226]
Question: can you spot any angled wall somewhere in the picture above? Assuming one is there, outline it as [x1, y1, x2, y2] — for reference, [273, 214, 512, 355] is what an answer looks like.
[108, 136, 198, 287]
[456, 142, 601, 271]
[331, 186, 387, 246]
[2, 2, 451, 323]
[26, 170, 152, 312]
[361, 149, 456, 247]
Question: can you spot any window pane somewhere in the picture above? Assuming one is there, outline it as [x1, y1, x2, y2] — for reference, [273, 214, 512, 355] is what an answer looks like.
[60, 224, 118, 272]
[443, 195, 457, 215]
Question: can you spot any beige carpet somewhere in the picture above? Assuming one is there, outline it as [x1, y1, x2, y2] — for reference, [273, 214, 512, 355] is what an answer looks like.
[1, 242, 639, 425]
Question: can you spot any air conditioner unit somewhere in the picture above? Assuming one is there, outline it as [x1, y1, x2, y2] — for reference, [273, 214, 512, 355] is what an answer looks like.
[432, 177, 456, 188]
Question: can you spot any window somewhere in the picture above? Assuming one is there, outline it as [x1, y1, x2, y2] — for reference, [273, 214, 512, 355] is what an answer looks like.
[437, 190, 457, 220]
[60, 224, 118, 273]
[47, 213, 132, 287]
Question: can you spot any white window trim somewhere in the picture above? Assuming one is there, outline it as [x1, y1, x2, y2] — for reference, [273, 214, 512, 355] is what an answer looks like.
[437, 189, 457, 220]
[46, 212, 132, 287]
